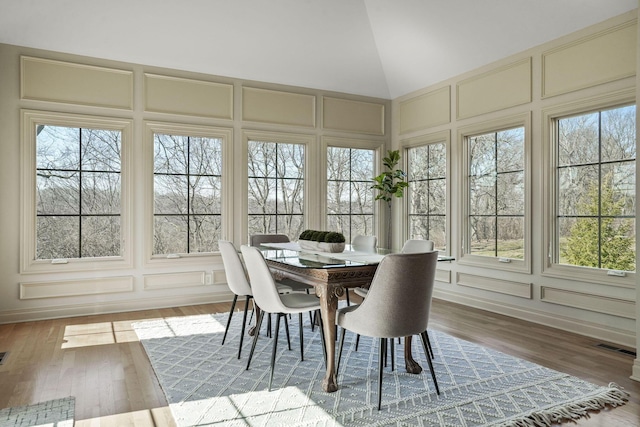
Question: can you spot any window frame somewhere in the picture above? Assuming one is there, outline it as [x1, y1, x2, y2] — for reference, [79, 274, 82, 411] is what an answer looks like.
[321, 136, 384, 243]
[144, 121, 232, 266]
[242, 130, 314, 245]
[542, 89, 636, 288]
[20, 110, 133, 274]
[458, 112, 531, 273]
[401, 130, 451, 255]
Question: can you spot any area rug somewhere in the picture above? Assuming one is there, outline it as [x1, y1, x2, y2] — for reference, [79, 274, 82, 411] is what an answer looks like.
[133, 312, 628, 427]
[0, 397, 74, 427]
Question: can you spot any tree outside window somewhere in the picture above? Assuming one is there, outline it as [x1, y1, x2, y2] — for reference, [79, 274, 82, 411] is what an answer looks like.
[468, 127, 525, 259]
[556, 105, 636, 272]
[407, 143, 447, 251]
[153, 133, 222, 255]
[248, 140, 304, 240]
[326, 147, 374, 244]
[36, 125, 122, 259]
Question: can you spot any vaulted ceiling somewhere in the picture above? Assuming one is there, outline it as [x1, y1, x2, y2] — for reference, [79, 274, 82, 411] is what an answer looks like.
[0, 0, 636, 99]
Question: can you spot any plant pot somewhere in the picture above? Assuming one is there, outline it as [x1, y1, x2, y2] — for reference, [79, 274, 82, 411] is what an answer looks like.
[298, 239, 345, 253]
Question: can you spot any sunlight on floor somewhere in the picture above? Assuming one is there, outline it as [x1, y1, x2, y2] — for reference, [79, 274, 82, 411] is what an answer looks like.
[74, 406, 175, 427]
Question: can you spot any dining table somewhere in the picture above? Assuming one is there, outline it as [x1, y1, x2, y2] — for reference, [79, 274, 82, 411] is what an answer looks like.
[256, 241, 454, 393]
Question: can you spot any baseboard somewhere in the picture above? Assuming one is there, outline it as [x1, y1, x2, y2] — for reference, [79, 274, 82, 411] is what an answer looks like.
[631, 359, 640, 382]
[0, 290, 235, 324]
[433, 288, 636, 349]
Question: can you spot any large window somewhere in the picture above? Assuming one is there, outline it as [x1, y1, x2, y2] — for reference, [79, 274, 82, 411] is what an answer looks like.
[36, 125, 122, 259]
[153, 133, 222, 255]
[467, 126, 525, 260]
[248, 140, 304, 240]
[326, 147, 375, 244]
[555, 104, 636, 272]
[407, 142, 446, 251]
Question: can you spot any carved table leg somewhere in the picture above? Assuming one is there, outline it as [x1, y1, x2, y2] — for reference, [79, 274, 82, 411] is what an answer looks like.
[317, 283, 340, 392]
[404, 335, 423, 374]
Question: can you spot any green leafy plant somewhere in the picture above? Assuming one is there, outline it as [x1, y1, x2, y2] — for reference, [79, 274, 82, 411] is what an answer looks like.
[371, 150, 408, 247]
[324, 231, 346, 243]
[299, 229, 345, 243]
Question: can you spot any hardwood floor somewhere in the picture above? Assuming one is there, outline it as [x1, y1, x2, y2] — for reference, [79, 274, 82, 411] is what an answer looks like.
[0, 298, 637, 426]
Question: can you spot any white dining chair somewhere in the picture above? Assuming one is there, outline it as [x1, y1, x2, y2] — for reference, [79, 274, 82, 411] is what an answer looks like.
[218, 240, 293, 359]
[241, 245, 326, 391]
[351, 234, 377, 252]
[336, 251, 440, 410]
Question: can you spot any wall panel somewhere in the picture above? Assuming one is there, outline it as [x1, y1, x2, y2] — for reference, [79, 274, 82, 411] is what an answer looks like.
[399, 86, 450, 134]
[21, 56, 133, 109]
[242, 87, 315, 127]
[457, 273, 532, 298]
[323, 97, 385, 135]
[541, 286, 635, 319]
[20, 276, 133, 299]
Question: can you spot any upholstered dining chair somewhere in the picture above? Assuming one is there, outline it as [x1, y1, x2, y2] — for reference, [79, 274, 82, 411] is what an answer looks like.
[351, 234, 377, 252]
[241, 245, 326, 391]
[336, 251, 440, 410]
[218, 240, 293, 359]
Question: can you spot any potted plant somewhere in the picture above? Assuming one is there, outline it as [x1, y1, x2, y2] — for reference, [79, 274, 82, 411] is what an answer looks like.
[298, 229, 346, 253]
[371, 150, 408, 248]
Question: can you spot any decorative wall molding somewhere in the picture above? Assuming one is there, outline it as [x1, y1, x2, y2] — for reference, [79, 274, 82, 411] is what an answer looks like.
[322, 96, 385, 135]
[143, 271, 208, 290]
[399, 86, 451, 134]
[541, 286, 635, 319]
[457, 272, 532, 299]
[242, 87, 316, 127]
[21, 56, 133, 109]
[20, 276, 134, 299]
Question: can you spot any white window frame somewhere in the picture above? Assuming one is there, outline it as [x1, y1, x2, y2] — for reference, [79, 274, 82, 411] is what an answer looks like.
[320, 136, 384, 242]
[458, 112, 531, 273]
[20, 110, 133, 274]
[401, 130, 451, 255]
[144, 121, 232, 266]
[542, 89, 636, 289]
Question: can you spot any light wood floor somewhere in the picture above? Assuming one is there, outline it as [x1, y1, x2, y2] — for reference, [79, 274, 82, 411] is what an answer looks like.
[0, 297, 637, 426]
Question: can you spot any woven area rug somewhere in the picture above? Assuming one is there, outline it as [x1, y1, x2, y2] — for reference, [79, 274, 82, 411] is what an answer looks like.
[133, 312, 628, 427]
[0, 397, 74, 427]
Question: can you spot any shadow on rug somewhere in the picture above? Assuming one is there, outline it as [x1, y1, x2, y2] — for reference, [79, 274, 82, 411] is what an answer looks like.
[0, 397, 74, 427]
[133, 313, 628, 427]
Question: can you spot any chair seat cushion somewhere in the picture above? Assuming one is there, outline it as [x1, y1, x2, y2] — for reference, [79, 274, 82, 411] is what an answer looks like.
[274, 282, 293, 294]
[279, 293, 321, 312]
[353, 287, 368, 298]
[277, 277, 314, 293]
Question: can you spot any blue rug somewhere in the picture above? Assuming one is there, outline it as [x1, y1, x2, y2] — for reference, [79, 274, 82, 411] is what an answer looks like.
[133, 312, 628, 426]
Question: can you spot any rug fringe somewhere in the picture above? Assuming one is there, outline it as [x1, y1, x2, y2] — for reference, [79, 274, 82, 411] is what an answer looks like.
[499, 383, 629, 427]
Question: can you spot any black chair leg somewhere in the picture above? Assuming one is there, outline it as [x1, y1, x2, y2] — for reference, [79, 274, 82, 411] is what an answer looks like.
[355, 334, 360, 351]
[378, 338, 385, 410]
[237, 296, 251, 359]
[317, 310, 327, 367]
[336, 327, 346, 373]
[246, 310, 265, 370]
[426, 330, 434, 359]
[298, 313, 304, 361]
[283, 315, 291, 350]
[221, 294, 238, 345]
[345, 289, 351, 306]
[269, 314, 282, 391]
[419, 331, 440, 395]
[390, 338, 395, 371]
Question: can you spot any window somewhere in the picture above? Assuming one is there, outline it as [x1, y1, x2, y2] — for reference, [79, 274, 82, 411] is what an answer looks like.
[153, 133, 223, 255]
[248, 139, 304, 240]
[462, 119, 528, 270]
[326, 147, 375, 244]
[555, 104, 636, 273]
[406, 142, 446, 251]
[36, 125, 122, 259]
[21, 111, 132, 273]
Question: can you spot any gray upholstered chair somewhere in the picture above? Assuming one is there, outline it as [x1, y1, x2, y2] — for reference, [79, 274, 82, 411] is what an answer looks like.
[336, 251, 440, 410]
[241, 245, 326, 391]
[218, 240, 293, 359]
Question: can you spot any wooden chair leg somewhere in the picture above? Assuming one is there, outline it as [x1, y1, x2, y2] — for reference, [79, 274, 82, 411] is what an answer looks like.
[221, 294, 238, 345]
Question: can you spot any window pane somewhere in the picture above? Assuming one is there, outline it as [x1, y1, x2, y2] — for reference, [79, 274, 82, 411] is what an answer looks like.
[497, 171, 524, 216]
[469, 216, 496, 256]
[325, 147, 374, 241]
[153, 132, 222, 254]
[277, 178, 304, 214]
[469, 175, 496, 216]
[81, 216, 120, 257]
[35, 124, 122, 260]
[497, 128, 524, 172]
[407, 142, 447, 249]
[556, 105, 636, 271]
[497, 217, 524, 259]
[469, 134, 496, 177]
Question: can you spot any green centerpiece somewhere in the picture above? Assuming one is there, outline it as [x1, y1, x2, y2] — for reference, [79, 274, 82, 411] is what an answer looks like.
[298, 229, 346, 253]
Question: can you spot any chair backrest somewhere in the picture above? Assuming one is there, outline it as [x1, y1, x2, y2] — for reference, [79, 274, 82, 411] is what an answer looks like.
[218, 240, 252, 296]
[351, 235, 377, 252]
[401, 239, 434, 253]
[240, 245, 287, 314]
[347, 252, 438, 338]
[250, 234, 291, 247]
